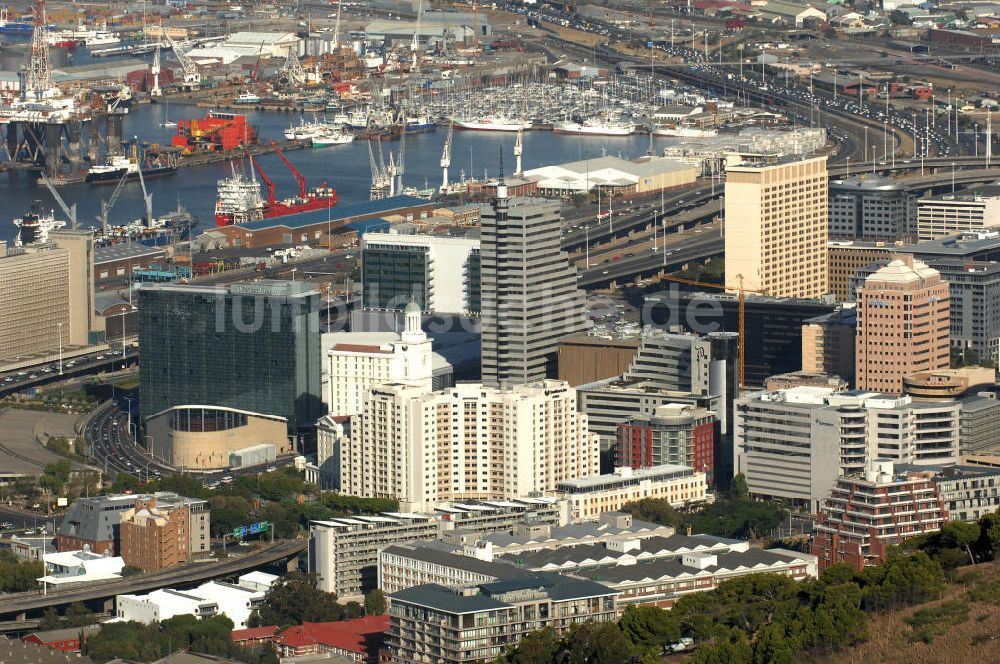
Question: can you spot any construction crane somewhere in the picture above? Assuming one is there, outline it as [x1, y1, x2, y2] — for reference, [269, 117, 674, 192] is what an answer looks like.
[164, 32, 200, 89]
[270, 140, 306, 198]
[251, 42, 265, 83]
[656, 272, 766, 390]
[39, 173, 77, 229]
[440, 118, 453, 193]
[96, 171, 129, 234]
[150, 43, 162, 97]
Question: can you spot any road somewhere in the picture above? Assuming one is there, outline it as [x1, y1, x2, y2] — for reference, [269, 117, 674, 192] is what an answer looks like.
[0, 538, 306, 618]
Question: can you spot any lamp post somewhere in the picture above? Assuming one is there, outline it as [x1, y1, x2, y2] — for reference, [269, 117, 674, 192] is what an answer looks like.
[57, 323, 63, 376]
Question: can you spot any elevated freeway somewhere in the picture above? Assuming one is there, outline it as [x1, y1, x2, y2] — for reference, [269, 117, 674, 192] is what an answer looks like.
[0, 539, 306, 620]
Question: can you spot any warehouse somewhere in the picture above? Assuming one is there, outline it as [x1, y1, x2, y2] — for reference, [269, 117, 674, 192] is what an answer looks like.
[210, 196, 438, 249]
[524, 155, 698, 197]
[185, 32, 301, 65]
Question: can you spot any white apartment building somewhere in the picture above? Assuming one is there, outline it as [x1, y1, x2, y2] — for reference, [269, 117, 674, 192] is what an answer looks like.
[322, 304, 438, 417]
[342, 379, 600, 511]
[116, 580, 266, 628]
[917, 185, 1000, 240]
[550, 465, 709, 521]
[735, 386, 961, 511]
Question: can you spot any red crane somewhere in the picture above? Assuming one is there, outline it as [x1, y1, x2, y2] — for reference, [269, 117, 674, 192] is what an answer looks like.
[244, 147, 276, 206]
[270, 139, 306, 198]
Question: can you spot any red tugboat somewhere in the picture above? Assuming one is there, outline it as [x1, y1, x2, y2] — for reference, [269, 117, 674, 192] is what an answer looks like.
[214, 141, 338, 226]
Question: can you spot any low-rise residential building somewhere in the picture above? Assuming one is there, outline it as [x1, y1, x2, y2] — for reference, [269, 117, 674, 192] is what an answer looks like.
[378, 543, 522, 595]
[388, 575, 618, 664]
[40, 549, 125, 586]
[22, 626, 100, 654]
[811, 460, 946, 571]
[935, 465, 1000, 523]
[116, 580, 265, 628]
[550, 465, 709, 521]
[589, 548, 817, 610]
[309, 500, 569, 600]
[275, 615, 389, 662]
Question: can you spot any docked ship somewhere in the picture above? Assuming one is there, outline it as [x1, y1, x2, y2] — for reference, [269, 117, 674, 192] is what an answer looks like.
[96, 205, 199, 248]
[403, 114, 435, 134]
[12, 201, 66, 247]
[0, 8, 33, 33]
[652, 126, 719, 138]
[235, 89, 261, 104]
[453, 116, 531, 132]
[47, 24, 119, 47]
[86, 153, 176, 184]
[214, 145, 339, 226]
[552, 118, 635, 136]
[311, 126, 354, 146]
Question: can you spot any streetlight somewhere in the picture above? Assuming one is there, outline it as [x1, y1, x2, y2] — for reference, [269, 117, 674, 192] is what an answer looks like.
[846, 156, 850, 178]
[57, 323, 63, 376]
[952, 162, 956, 193]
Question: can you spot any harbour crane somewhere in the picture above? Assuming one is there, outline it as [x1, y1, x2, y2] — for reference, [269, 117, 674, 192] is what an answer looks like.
[150, 43, 162, 97]
[279, 45, 306, 88]
[440, 118, 453, 193]
[395, 112, 407, 195]
[411, 0, 423, 72]
[513, 123, 523, 176]
[655, 272, 766, 390]
[332, 0, 342, 49]
[163, 32, 200, 89]
[39, 172, 77, 229]
[368, 140, 389, 200]
[136, 149, 154, 226]
[96, 171, 129, 234]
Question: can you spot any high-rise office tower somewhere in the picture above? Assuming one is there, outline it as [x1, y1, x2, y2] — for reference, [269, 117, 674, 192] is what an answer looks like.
[480, 180, 587, 387]
[138, 280, 322, 433]
[855, 256, 950, 394]
[725, 155, 829, 298]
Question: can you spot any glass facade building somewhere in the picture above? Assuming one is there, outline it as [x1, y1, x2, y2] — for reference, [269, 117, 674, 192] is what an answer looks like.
[361, 244, 431, 311]
[138, 281, 322, 433]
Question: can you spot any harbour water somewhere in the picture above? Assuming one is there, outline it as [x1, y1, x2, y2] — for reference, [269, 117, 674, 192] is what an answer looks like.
[0, 101, 670, 242]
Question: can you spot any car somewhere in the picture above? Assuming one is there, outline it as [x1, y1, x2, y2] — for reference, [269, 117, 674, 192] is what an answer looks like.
[28, 374, 38, 379]
[602, 269, 610, 274]
[95, 355, 104, 360]
[266, 466, 277, 473]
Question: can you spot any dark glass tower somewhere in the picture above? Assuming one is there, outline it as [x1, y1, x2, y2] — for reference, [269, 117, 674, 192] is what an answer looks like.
[138, 280, 322, 433]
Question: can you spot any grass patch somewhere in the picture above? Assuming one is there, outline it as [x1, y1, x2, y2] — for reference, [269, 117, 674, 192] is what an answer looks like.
[112, 377, 139, 390]
[905, 601, 969, 643]
[967, 579, 1000, 605]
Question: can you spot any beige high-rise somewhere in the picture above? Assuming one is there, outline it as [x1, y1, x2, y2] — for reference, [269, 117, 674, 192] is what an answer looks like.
[725, 155, 829, 298]
[0, 231, 98, 364]
[856, 256, 950, 394]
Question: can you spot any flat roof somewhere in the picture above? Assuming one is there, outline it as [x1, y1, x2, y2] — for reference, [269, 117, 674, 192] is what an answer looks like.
[235, 196, 430, 231]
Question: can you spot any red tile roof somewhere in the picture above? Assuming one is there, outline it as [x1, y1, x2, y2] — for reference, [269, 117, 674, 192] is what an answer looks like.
[232, 626, 278, 642]
[277, 615, 390, 654]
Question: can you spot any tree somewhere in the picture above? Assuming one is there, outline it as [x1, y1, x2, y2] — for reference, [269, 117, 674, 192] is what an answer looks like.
[252, 572, 345, 628]
[560, 622, 634, 664]
[729, 473, 749, 501]
[364, 589, 386, 616]
[889, 10, 913, 25]
[619, 604, 679, 656]
[505, 626, 560, 664]
[977, 511, 1000, 560]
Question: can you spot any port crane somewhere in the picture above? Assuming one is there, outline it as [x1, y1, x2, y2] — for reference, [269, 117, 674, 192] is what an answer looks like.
[655, 272, 766, 390]
[150, 43, 162, 97]
[513, 123, 524, 176]
[136, 150, 154, 225]
[244, 147, 277, 208]
[96, 171, 129, 233]
[411, 0, 423, 72]
[278, 45, 306, 88]
[440, 118, 453, 193]
[39, 172, 77, 229]
[163, 33, 200, 89]
[394, 110, 407, 195]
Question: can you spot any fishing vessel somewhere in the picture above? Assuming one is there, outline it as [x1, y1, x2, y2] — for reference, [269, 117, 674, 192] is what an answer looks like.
[214, 145, 339, 226]
[311, 127, 354, 146]
[652, 126, 719, 138]
[95, 205, 199, 248]
[86, 153, 176, 185]
[235, 89, 261, 104]
[454, 117, 531, 132]
[403, 114, 436, 133]
[47, 24, 119, 47]
[12, 201, 66, 247]
[552, 118, 635, 136]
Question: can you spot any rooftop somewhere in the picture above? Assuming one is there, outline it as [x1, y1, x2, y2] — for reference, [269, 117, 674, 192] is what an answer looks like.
[864, 256, 940, 285]
[555, 464, 699, 491]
